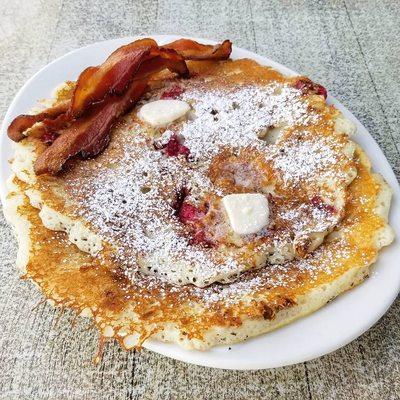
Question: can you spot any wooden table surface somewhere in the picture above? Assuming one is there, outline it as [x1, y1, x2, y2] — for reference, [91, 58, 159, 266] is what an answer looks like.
[0, 0, 399, 399]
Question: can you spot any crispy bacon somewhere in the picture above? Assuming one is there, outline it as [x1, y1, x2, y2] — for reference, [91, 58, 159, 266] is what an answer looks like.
[7, 100, 70, 142]
[71, 39, 231, 117]
[70, 45, 151, 117]
[162, 39, 232, 60]
[41, 131, 59, 144]
[34, 80, 148, 175]
[71, 43, 188, 117]
[132, 51, 189, 81]
[8, 38, 233, 175]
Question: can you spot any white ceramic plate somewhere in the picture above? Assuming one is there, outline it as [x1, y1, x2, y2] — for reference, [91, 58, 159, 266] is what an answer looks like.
[1, 35, 399, 370]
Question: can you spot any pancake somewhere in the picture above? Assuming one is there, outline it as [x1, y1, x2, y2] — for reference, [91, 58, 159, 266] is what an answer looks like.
[4, 145, 393, 350]
[4, 39, 394, 350]
[11, 59, 358, 287]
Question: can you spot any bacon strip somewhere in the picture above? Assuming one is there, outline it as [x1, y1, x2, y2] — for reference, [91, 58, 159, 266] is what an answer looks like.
[132, 50, 189, 81]
[7, 100, 70, 142]
[34, 80, 148, 175]
[70, 43, 188, 117]
[162, 39, 232, 60]
[70, 44, 151, 117]
[70, 39, 231, 117]
[8, 38, 233, 175]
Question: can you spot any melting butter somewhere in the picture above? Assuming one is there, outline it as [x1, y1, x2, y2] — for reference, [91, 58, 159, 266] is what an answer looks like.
[222, 193, 269, 235]
[138, 100, 190, 127]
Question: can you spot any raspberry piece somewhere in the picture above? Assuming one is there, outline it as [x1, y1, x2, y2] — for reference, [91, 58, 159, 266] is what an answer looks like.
[314, 84, 327, 99]
[178, 203, 205, 223]
[190, 230, 212, 247]
[163, 134, 190, 158]
[294, 78, 327, 99]
[160, 85, 185, 99]
[311, 196, 336, 214]
[174, 190, 212, 247]
[179, 207, 212, 247]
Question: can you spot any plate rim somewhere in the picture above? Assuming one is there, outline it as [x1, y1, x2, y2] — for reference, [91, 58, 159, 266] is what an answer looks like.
[1, 34, 399, 370]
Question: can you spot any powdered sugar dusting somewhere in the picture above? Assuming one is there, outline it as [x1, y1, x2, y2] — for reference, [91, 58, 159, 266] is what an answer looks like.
[272, 135, 352, 186]
[162, 83, 320, 162]
[67, 133, 244, 287]
[61, 75, 355, 289]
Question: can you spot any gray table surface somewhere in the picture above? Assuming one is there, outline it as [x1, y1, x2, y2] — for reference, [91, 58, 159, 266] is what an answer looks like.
[0, 0, 399, 399]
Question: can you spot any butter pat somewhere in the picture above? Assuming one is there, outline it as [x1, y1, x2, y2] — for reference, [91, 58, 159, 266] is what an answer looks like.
[138, 100, 190, 127]
[222, 193, 269, 235]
